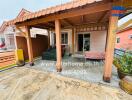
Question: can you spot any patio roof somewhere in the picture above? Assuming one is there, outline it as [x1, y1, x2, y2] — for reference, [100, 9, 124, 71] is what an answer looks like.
[4, 0, 126, 83]
[0, 22, 7, 33]
[7, 0, 113, 26]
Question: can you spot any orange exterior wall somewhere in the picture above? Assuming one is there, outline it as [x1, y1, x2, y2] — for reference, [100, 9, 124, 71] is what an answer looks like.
[16, 34, 48, 60]
[115, 28, 132, 50]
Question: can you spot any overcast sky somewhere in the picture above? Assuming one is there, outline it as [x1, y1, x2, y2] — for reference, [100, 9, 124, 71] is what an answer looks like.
[0, 0, 72, 25]
[0, 0, 131, 26]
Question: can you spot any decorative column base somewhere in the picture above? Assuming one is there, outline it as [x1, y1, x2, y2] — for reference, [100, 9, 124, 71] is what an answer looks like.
[103, 76, 111, 83]
[29, 62, 34, 66]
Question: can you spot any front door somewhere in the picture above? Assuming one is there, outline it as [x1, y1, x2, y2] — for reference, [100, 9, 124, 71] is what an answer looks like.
[78, 34, 83, 51]
[78, 34, 90, 52]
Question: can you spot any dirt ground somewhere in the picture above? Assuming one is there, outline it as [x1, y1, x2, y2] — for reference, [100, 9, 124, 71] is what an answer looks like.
[0, 67, 131, 100]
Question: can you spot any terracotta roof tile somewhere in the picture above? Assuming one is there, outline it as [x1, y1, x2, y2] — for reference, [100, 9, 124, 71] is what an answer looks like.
[0, 22, 7, 33]
[7, 0, 102, 25]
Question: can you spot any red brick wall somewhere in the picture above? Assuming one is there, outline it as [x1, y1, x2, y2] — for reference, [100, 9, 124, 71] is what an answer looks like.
[115, 28, 132, 50]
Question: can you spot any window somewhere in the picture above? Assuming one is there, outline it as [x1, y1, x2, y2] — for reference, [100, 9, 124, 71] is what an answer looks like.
[0, 38, 5, 48]
[61, 32, 68, 44]
[128, 34, 132, 39]
[116, 37, 120, 43]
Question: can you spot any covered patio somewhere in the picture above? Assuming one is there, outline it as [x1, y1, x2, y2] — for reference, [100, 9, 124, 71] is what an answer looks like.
[25, 56, 119, 87]
[7, 0, 126, 83]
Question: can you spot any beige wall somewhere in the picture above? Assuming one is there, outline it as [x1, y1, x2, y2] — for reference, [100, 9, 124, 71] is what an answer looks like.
[61, 29, 72, 54]
[75, 30, 107, 52]
[51, 29, 107, 54]
[90, 31, 107, 52]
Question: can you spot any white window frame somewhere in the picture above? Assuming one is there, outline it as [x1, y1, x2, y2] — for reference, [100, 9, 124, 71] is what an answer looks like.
[77, 32, 90, 52]
[61, 32, 68, 45]
[128, 34, 132, 39]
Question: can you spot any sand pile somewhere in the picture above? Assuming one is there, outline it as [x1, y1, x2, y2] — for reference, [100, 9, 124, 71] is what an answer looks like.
[0, 67, 131, 100]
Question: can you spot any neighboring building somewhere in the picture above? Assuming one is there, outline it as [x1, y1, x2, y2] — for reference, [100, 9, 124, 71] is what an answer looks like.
[116, 14, 132, 50]
[0, 9, 48, 52]
[116, 26, 132, 50]
[0, 9, 31, 50]
[0, 22, 6, 50]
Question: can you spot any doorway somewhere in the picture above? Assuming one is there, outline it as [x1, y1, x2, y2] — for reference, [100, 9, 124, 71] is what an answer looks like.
[78, 34, 90, 52]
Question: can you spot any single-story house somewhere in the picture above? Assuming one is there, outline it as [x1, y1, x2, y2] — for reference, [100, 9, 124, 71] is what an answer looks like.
[116, 16, 132, 50]
[6, 0, 130, 82]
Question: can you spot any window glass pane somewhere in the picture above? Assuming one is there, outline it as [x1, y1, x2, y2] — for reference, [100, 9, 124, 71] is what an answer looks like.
[0, 38, 5, 48]
[61, 32, 68, 44]
[65, 33, 68, 44]
[61, 34, 65, 44]
[128, 34, 132, 39]
[84, 34, 90, 38]
[117, 38, 120, 43]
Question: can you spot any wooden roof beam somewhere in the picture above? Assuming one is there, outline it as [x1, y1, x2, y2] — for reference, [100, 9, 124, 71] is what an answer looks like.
[63, 22, 108, 29]
[15, 26, 27, 37]
[31, 25, 50, 30]
[47, 22, 55, 27]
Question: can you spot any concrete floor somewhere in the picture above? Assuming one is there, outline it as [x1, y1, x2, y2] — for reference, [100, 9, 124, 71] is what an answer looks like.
[26, 56, 120, 88]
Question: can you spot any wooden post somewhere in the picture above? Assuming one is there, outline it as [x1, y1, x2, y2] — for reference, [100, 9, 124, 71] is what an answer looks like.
[72, 28, 75, 54]
[74, 28, 77, 52]
[25, 26, 34, 66]
[14, 35, 18, 50]
[103, 10, 119, 82]
[47, 30, 50, 48]
[55, 19, 62, 72]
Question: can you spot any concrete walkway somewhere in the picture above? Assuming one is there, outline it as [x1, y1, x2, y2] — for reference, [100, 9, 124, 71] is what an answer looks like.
[26, 57, 120, 88]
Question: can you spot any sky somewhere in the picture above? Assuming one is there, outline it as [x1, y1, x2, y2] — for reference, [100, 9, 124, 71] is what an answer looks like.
[0, 0, 72, 25]
[0, 0, 131, 26]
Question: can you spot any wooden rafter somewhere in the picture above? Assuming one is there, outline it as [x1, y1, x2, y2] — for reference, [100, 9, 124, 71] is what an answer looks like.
[98, 11, 109, 23]
[63, 19, 74, 26]
[31, 26, 49, 29]
[81, 15, 85, 23]
[47, 22, 55, 27]
[63, 22, 108, 29]
[31, 23, 55, 29]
